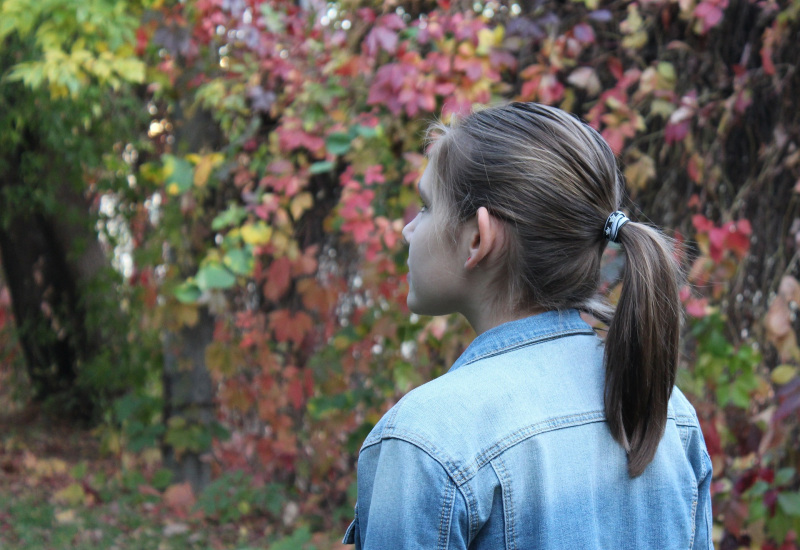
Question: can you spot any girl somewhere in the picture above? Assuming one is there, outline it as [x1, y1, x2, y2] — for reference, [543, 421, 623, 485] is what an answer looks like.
[343, 102, 713, 549]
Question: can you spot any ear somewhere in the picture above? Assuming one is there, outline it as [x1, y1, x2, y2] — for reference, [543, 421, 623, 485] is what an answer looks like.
[464, 207, 505, 270]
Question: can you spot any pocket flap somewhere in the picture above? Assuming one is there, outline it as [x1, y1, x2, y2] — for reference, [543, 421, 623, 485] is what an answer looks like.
[342, 519, 357, 544]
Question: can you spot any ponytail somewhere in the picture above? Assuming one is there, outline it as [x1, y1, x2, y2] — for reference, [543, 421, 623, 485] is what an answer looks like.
[604, 221, 681, 477]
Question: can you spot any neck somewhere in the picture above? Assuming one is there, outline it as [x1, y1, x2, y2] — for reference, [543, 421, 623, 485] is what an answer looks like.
[462, 302, 545, 336]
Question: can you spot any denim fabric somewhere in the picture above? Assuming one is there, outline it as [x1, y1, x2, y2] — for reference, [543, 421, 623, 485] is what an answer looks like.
[343, 310, 713, 549]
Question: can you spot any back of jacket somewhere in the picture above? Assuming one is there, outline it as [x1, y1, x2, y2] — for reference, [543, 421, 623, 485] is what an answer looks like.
[344, 310, 713, 550]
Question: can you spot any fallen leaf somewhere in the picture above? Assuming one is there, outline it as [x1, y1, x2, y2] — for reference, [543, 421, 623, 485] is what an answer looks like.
[55, 509, 77, 524]
[163, 482, 195, 514]
[53, 483, 86, 506]
[164, 522, 190, 537]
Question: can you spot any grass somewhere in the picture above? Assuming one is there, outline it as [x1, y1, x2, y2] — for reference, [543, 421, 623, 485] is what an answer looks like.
[0, 404, 346, 550]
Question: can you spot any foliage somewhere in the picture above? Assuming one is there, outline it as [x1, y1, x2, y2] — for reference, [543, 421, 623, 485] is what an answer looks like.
[0, 0, 159, 417]
[2, 0, 800, 547]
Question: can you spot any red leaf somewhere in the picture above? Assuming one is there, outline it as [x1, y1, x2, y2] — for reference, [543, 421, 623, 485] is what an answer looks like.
[685, 297, 709, 318]
[264, 257, 292, 302]
[692, 214, 713, 233]
[664, 120, 690, 144]
[365, 26, 398, 56]
[699, 417, 722, 458]
[269, 310, 314, 346]
[287, 377, 304, 410]
[694, 1, 726, 33]
[761, 44, 776, 76]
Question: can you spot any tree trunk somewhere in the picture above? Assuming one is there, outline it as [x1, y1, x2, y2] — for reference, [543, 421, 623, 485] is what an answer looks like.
[162, 306, 214, 492]
[158, 68, 224, 491]
[0, 137, 107, 421]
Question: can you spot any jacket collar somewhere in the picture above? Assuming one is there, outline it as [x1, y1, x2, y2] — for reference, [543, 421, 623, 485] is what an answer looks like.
[449, 309, 596, 372]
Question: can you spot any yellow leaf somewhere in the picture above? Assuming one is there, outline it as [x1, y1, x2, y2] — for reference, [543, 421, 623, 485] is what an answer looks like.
[167, 182, 180, 196]
[206, 341, 237, 378]
[476, 26, 504, 56]
[53, 483, 86, 506]
[621, 5, 648, 49]
[33, 457, 68, 477]
[55, 509, 77, 524]
[771, 365, 797, 385]
[271, 231, 289, 256]
[174, 303, 199, 328]
[241, 222, 273, 245]
[624, 154, 656, 191]
[192, 153, 224, 187]
[290, 192, 314, 220]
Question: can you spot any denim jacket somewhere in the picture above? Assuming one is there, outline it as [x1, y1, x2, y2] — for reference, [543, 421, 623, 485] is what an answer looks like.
[343, 310, 713, 549]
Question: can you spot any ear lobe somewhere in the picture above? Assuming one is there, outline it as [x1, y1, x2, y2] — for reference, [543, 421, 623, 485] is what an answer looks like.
[464, 207, 504, 270]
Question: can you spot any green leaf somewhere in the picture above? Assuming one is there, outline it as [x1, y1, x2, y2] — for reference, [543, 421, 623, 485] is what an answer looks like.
[196, 264, 236, 290]
[268, 526, 312, 550]
[353, 124, 378, 138]
[778, 492, 800, 516]
[212, 204, 247, 230]
[776, 467, 796, 486]
[174, 281, 202, 303]
[309, 161, 334, 174]
[152, 469, 173, 491]
[325, 132, 351, 155]
[223, 248, 253, 276]
[163, 154, 194, 194]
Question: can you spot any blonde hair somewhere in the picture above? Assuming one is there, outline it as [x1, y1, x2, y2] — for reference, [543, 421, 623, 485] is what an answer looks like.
[426, 102, 681, 477]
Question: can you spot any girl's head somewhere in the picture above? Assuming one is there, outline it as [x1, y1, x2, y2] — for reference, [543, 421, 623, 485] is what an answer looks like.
[409, 102, 682, 477]
[424, 102, 623, 317]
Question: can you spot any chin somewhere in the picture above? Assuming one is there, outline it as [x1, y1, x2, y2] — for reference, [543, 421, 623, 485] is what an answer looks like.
[407, 294, 452, 317]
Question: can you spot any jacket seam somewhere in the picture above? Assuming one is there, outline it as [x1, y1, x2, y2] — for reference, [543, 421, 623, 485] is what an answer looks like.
[458, 329, 596, 369]
[459, 479, 478, 542]
[491, 456, 516, 550]
[688, 472, 699, 549]
[378, 411, 689, 485]
[438, 476, 455, 550]
[451, 411, 605, 483]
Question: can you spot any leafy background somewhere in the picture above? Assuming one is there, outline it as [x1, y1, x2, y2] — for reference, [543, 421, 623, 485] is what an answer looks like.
[1, 0, 800, 548]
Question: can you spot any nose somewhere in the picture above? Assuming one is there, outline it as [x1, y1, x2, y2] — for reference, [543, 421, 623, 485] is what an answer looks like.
[402, 216, 415, 244]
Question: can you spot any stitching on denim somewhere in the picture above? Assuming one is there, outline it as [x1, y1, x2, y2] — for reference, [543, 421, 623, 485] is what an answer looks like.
[437, 477, 455, 550]
[673, 414, 700, 427]
[491, 456, 516, 550]
[382, 411, 688, 486]
[699, 446, 710, 481]
[360, 394, 411, 449]
[360, 437, 382, 452]
[688, 475, 699, 549]
[452, 411, 606, 483]
[459, 329, 596, 368]
[679, 425, 690, 453]
[460, 480, 478, 542]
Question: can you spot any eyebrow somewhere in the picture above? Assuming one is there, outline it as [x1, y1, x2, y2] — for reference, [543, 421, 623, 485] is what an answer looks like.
[417, 181, 430, 203]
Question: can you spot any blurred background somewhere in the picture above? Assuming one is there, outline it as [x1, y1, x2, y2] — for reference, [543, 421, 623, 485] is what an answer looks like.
[0, 0, 799, 548]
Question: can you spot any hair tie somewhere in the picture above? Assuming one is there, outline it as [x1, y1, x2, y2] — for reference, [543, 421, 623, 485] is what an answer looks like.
[604, 211, 629, 243]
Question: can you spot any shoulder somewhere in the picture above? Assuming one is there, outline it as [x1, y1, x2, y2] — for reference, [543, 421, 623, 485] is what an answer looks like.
[668, 385, 702, 426]
[362, 332, 606, 476]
